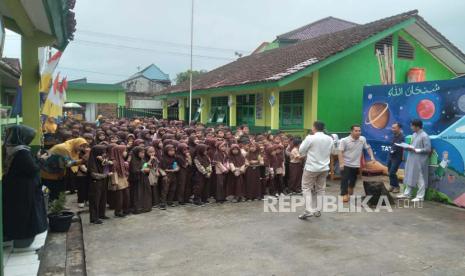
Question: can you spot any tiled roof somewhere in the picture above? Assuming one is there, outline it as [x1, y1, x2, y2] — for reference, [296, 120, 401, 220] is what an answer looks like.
[161, 10, 419, 95]
[277, 16, 358, 42]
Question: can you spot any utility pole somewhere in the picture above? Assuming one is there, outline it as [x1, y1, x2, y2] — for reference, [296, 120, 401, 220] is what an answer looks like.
[188, 0, 194, 123]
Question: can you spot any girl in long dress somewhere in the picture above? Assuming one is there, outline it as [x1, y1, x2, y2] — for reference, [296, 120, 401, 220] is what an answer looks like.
[87, 145, 111, 224]
[175, 143, 192, 205]
[245, 143, 263, 200]
[128, 146, 152, 214]
[213, 141, 229, 203]
[286, 137, 304, 194]
[160, 144, 180, 207]
[229, 144, 247, 202]
[193, 144, 212, 205]
[109, 145, 130, 217]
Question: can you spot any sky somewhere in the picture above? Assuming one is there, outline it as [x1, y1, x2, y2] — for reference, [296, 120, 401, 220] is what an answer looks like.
[3, 0, 465, 84]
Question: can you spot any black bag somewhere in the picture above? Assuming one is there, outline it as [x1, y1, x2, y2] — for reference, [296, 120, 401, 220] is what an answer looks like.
[363, 181, 394, 206]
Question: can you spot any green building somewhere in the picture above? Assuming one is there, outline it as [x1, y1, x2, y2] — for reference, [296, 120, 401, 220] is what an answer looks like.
[158, 10, 465, 135]
[66, 79, 126, 120]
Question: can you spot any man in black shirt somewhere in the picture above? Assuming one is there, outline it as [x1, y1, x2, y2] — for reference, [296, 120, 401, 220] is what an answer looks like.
[387, 122, 404, 193]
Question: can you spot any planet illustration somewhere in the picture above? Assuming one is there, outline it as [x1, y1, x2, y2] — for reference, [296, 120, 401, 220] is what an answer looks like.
[417, 99, 435, 119]
[365, 102, 390, 129]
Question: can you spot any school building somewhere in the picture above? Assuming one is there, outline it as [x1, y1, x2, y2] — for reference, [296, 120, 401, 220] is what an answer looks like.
[157, 10, 465, 135]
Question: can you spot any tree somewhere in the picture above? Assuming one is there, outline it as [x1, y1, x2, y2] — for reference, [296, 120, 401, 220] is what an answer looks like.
[175, 70, 207, 85]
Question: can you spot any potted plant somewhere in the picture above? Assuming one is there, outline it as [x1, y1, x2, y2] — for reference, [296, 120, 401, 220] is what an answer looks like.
[47, 192, 74, 232]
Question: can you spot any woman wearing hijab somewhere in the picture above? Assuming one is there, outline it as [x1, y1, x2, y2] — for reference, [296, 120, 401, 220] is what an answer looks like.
[87, 145, 111, 224]
[228, 144, 247, 202]
[193, 144, 212, 206]
[3, 125, 48, 248]
[128, 146, 152, 214]
[41, 138, 88, 201]
[213, 141, 229, 203]
[43, 116, 58, 134]
[159, 144, 180, 207]
[245, 143, 263, 200]
[175, 143, 192, 205]
[109, 145, 130, 217]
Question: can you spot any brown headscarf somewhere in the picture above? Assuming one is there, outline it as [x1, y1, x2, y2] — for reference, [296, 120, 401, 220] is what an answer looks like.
[111, 145, 129, 177]
[229, 144, 245, 167]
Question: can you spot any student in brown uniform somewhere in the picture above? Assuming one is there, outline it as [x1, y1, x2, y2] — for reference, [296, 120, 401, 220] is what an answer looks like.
[213, 141, 229, 203]
[87, 145, 111, 224]
[176, 143, 192, 205]
[128, 146, 152, 214]
[193, 144, 212, 205]
[245, 143, 263, 200]
[287, 137, 304, 194]
[160, 144, 180, 207]
[110, 145, 130, 217]
[229, 144, 247, 202]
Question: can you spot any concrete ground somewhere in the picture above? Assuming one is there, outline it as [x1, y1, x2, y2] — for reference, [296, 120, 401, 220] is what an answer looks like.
[81, 178, 465, 276]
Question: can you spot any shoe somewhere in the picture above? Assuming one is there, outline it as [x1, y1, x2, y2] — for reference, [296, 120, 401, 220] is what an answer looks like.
[314, 211, 321, 217]
[92, 219, 103, 224]
[115, 213, 126, 218]
[159, 204, 167, 210]
[280, 193, 286, 197]
[169, 203, 176, 207]
[78, 203, 85, 208]
[100, 216, 110, 220]
[348, 187, 354, 195]
[397, 194, 411, 199]
[411, 197, 423, 202]
[342, 195, 349, 203]
[298, 211, 313, 220]
[391, 187, 400, 193]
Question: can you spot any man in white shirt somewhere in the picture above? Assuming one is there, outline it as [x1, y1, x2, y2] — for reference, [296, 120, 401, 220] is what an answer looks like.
[298, 121, 334, 220]
[338, 125, 375, 202]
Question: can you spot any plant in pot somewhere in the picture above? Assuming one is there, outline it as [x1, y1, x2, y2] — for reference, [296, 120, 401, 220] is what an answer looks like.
[48, 192, 74, 232]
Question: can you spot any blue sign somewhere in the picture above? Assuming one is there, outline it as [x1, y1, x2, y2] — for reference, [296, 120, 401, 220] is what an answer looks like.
[363, 78, 465, 206]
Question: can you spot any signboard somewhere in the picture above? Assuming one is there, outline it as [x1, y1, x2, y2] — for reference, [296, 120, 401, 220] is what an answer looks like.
[363, 78, 465, 207]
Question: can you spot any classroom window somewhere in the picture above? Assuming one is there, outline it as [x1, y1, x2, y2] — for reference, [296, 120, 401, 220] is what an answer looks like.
[397, 36, 414, 59]
[210, 96, 229, 125]
[236, 94, 255, 126]
[279, 90, 304, 129]
[185, 98, 200, 122]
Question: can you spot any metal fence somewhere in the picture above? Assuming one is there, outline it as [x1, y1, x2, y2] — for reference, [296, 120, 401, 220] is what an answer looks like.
[117, 107, 163, 119]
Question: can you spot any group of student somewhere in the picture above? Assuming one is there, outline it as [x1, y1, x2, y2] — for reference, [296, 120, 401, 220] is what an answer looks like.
[40, 117, 317, 224]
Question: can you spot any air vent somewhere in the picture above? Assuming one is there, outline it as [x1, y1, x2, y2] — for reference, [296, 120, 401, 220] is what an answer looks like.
[398, 36, 414, 59]
[375, 35, 393, 54]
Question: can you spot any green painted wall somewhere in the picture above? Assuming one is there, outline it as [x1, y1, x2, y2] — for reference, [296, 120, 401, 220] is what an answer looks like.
[317, 29, 456, 133]
[66, 83, 126, 106]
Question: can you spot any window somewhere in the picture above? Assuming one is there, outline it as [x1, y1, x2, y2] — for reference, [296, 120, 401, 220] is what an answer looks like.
[210, 96, 229, 125]
[375, 35, 393, 54]
[236, 94, 255, 126]
[397, 36, 414, 59]
[279, 90, 304, 129]
[185, 98, 200, 122]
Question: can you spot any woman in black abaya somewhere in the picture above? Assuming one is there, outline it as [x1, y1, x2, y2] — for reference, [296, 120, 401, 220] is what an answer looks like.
[3, 125, 47, 248]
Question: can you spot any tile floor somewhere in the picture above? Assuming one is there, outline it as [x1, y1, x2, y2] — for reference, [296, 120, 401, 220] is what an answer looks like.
[3, 231, 47, 276]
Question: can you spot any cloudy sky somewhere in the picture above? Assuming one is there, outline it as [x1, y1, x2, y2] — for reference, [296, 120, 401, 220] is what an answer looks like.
[3, 0, 465, 83]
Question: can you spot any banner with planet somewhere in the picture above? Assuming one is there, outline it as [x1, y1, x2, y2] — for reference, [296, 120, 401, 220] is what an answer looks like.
[362, 78, 465, 207]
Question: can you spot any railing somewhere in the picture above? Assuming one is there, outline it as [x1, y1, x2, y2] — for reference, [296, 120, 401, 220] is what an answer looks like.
[117, 107, 163, 119]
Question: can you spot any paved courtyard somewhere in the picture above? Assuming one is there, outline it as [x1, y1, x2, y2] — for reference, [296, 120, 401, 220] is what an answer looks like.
[81, 180, 465, 276]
